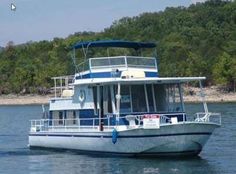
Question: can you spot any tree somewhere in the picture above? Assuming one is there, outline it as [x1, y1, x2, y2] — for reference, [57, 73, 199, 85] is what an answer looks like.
[213, 52, 236, 91]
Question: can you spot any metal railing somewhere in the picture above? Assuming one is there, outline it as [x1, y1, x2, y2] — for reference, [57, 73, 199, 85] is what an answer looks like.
[30, 112, 220, 133]
[51, 75, 74, 98]
[77, 56, 157, 72]
[29, 113, 190, 132]
[30, 114, 173, 132]
[194, 112, 221, 125]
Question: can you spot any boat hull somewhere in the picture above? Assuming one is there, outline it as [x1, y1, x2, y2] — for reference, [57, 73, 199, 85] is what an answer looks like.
[29, 122, 219, 156]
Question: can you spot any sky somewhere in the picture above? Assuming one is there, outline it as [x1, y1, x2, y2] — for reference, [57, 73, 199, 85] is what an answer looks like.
[0, 0, 204, 47]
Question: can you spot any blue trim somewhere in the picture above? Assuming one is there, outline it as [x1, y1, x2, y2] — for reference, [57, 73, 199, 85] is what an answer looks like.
[76, 72, 115, 79]
[73, 40, 156, 50]
[75, 71, 158, 79]
[145, 71, 158, 77]
[91, 72, 113, 78]
[29, 132, 211, 138]
[76, 73, 91, 79]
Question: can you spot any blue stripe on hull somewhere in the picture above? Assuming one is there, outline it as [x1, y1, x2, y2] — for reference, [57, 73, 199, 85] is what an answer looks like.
[29, 132, 211, 138]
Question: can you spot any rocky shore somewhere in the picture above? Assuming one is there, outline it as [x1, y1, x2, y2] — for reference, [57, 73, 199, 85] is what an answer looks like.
[183, 86, 236, 103]
[0, 86, 235, 105]
[0, 94, 51, 105]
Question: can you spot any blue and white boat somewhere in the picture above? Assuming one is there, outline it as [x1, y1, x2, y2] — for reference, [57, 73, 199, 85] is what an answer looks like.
[29, 40, 221, 156]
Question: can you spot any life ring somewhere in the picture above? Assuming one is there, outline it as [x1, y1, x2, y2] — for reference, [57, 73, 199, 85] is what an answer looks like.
[78, 89, 86, 102]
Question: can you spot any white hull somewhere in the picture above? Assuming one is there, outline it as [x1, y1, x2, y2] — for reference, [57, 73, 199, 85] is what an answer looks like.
[29, 122, 219, 156]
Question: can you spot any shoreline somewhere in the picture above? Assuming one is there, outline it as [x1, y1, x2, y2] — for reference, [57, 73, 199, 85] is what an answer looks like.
[0, 87, 236, 105]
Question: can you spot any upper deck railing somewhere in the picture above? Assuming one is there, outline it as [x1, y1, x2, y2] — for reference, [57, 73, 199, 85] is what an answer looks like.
[51, 75, 74, 98]
[77, 56, 158, 73]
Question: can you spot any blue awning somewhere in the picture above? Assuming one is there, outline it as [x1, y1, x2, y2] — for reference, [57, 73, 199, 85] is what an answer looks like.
[72, 40, 156, 50]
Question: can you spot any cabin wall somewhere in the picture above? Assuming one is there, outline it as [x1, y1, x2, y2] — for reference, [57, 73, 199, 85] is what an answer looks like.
[49, 85, 94, 111]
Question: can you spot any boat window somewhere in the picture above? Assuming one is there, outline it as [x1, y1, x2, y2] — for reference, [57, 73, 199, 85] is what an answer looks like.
[120, 85, 131, 113]
[126, 57, 156, 69]
[90, 57, 126, 69]
[119, 85, 148, 113]
[146, 84, 155, 112]
[154, 84, 183, 113]
[166, 84, 182, 112]
[131, 85, 147, 112]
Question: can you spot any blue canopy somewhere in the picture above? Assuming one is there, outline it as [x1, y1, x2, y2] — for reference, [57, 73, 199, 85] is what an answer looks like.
[72, 40, 156, 50]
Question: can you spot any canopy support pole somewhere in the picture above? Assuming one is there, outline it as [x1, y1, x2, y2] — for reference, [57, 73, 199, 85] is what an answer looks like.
[199, 80, 209, 114]
[116, 83, 121, 126]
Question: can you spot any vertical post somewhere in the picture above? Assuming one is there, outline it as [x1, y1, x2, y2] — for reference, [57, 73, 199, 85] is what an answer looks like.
[97, 86, 100, 129]
[178, 83, 185, 112]
[129, 85, 133, 112]
[167, 85, 170, 112]
[89, 58, 92, 75]
[107, 48, 110, 57]
[154, 58, 158, 73]
[99, 86, 104, 131]
[124, 56, 128, 70]
[97, 86, 100, 110]
[116, 83, 121, 126]
[65, 76, 68, 90]
[54, 78, 57, 98]
[199, 80, 208, 113]
[60, 77, 62, 97]
[73, 48, 77, 73]
[144, 84, 149, 112]
[152, 84, 157, 112]
[110, 85, 116, 114]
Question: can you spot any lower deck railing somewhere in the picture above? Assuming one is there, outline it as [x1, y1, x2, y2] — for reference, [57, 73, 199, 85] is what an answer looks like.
[30, 112, 221, 133]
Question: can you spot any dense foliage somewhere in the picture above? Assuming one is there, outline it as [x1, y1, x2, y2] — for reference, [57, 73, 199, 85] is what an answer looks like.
[0, 0, 235, 94]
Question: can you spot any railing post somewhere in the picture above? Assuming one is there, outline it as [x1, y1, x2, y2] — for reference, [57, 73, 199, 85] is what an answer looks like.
[65, 119, 66, 131]
[52, 119, 54, 131]
[93, 119, 95, 129]
[124, 56, 128, 70]
[54, 78, 57, 98]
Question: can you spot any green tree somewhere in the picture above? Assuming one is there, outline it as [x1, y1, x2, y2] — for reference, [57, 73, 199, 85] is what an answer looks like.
[213, 52, 236, 90]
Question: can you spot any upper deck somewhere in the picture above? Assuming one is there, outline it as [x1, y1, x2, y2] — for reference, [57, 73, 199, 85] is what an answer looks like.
[75, 56, 158, 80]
[71, 40, 158, 80]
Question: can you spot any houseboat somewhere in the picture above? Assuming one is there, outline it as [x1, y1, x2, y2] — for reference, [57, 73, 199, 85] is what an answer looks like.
[29, 40, 221, 156]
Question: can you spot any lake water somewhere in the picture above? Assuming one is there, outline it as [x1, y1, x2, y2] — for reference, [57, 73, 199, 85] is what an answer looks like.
[0, 103, 235, 174]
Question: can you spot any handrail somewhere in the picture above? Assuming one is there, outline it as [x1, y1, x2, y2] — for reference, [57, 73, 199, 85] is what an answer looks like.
[30, 112, 221, 133]
[195, 112, 221, 125]
[51, 75, 74, 98]
[30, 113, 187, 132]
[76, 56, 157, 73]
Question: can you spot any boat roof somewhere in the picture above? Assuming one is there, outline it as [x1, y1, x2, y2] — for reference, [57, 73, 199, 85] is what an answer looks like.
[73, 77, 206, 85]
[72, 40, 156, 50]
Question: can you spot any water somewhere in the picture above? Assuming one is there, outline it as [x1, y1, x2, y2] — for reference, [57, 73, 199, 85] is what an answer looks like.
[0, 103, 235, 174]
